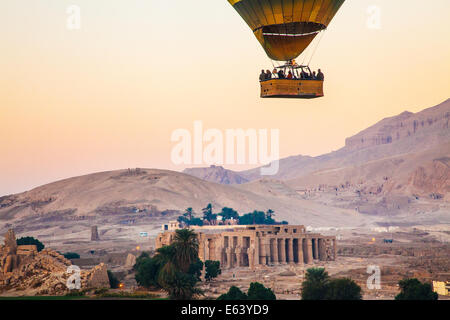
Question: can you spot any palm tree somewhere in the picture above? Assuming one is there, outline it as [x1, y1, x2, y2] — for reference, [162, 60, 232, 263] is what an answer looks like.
[266, 209, 275, 220]
[183, 207, 194, 221]
[165, 272, 203, 300]
[154, 245, 177, 287]
[173, 229, 199, 273]
[202, 203, 213, 222]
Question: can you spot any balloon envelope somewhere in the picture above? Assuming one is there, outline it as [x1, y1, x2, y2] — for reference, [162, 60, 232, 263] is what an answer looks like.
[228, 0, 345, 61]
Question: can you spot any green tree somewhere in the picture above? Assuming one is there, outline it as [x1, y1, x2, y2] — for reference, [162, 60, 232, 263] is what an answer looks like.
[239, 211, 265, 225]
[219, 207, 239, 220]
[301, 268, 330, 300]
[184, 207, 194, 221]
[134, 253, 160, 288]
[133, 231, 204, 299]
[238, 210, 284, 225]
[395, 278, 438, 300]
[217, 286, 248, 300]
[154, 245, 178, 287]
[107, 270, 120, 289]
[173, 229, 199, 273]
[188, 257, 204, 282]
[16, 236, 44, 252]
[177, 215, 189, 226]
[189, 217, 204, 226]
[134, 251, 150, 269]
[205, 260, 221, 282]
[247, 282, 276, 300]
[63, 252, 80, 259]
[266, 209, 274, 220]
[202, 203, 214, 222]
[325, 278, 362, 300]
[165, 272, 203, 300]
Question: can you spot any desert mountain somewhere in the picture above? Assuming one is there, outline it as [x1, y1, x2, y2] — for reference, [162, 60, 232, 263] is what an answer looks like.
[0, 100, 448, 240]
[243, 99, 450, 182]
[183, 165, 249, 185]
[0, 168, 375, 239]
[184, 99, 450, 202]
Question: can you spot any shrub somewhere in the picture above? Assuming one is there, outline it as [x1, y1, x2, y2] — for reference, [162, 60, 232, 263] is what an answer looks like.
[94, 287, 109, 295]
[301, 268, 362, 300]
[247, 282, 276, 300]
[134, 256, 160, 288]
[189, 218, 204, 226]
[301, 268, 330, 300]
[63, 252, 80, 259]
[217, 286, 248, 300]
[205, 260, 221, 282]
[107, 270, 120, 289]
[325, 278, 362, 300]
[395, 278, 438, 300]
[65, 289, 85, 297]
[188, 257, 204, 282]
[165, 272, 203, 300]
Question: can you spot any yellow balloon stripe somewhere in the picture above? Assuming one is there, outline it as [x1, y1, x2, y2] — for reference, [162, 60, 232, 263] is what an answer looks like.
[227, 0, 345, 61]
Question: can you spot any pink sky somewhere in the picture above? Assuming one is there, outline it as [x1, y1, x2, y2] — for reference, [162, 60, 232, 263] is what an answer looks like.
[1, 0, 449, 195]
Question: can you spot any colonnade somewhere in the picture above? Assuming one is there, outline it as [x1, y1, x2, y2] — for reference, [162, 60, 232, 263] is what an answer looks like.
[200, 236, 336, 269]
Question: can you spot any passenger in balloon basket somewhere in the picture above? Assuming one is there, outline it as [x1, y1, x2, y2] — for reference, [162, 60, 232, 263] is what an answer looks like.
[317, 69, 324, 81]
[300, 69, 307, 80]
[272, 68, 277, 77]
[259, 69, 266, 82]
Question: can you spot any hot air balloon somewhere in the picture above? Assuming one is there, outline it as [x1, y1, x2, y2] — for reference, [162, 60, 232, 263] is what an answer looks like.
[227, 0, 345, 98]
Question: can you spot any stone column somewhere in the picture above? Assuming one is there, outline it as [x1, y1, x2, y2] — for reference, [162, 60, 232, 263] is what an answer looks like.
[238, 247, 244, 267]
[334, 239, 337, 261]
[264, 239, 270, 265]
[272, 238, 279, 265]
[314, 238, 319, 260]
[318, 238, 324, 261]
[259, 238, 265, 265]
[297, 238, 304, 264]
[248, 247, 255, 269]
[279, 239, 286, 264]
[216, 246, 224, 267]
[226, 247, 233, 269]
[236, 237, 242, 267]
[287, 238, 293, 264]
[205, 241, 210, 261]
[198, 239, 205, 262]
[307, 239, 313, 264]
[254, 237, 260, 266]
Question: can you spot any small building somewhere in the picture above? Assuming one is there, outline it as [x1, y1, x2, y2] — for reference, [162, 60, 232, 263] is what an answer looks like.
[162, 221, 180, 231]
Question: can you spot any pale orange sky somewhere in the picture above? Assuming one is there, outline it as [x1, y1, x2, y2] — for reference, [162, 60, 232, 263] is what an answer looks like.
[1, 0, 449, 196]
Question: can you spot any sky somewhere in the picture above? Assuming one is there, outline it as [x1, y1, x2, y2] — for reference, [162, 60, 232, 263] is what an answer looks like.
[1, 0, 449, 196]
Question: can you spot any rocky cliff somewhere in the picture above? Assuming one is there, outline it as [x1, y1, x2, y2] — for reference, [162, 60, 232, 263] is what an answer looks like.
[344, 99, 450, 151]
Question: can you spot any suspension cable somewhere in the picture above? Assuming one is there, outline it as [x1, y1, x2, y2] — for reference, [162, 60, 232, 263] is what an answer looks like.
[307, 30, 326, 66]
[301, 40, 312, 66]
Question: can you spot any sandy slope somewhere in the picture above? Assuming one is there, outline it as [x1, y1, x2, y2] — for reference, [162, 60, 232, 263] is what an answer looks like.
[0, 168, 377, 233]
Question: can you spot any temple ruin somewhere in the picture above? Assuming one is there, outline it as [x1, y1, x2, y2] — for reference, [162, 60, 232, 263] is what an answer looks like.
[156, 223, 337, 269]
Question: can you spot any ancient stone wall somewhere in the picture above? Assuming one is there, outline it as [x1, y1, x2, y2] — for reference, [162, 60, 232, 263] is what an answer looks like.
[156, 225, 337, 270]
[0, 229, 111, 295]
